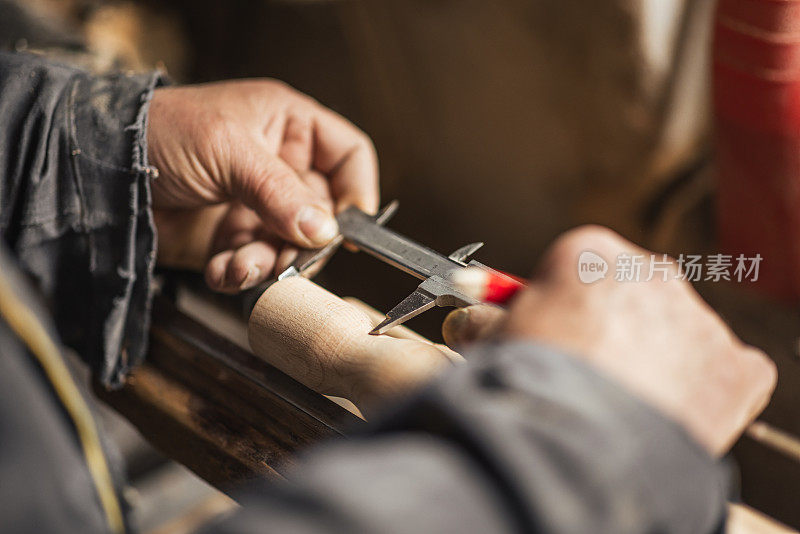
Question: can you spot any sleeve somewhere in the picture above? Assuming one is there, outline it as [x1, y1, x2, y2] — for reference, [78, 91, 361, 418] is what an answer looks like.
[204, 342, 730, 534]
[0, 51, 166, 387]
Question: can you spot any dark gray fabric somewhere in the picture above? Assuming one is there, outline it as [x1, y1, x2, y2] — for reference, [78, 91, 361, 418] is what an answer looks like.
[0, 316, 110, 534]
[0, 51, 164, 386]
[206, 343, 728, 534]
[0, 245, 118, 534]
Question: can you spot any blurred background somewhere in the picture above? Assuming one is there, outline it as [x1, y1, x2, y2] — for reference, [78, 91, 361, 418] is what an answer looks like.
[6, 0, 793, 532]
[1, 0, 716, 279]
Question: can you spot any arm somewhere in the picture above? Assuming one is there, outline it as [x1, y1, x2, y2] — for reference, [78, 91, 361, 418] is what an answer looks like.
[0, 54, 379, 387]
[205, 342, 727, 534]
[0, 51, 163, 386]
[204, 227, 776, 534]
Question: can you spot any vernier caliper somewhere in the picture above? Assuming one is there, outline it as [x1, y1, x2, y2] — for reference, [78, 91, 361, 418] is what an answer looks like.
[276, 201, 505, 335]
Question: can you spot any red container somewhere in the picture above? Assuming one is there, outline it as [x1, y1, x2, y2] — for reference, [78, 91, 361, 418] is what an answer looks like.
[714, 0, 800, 298]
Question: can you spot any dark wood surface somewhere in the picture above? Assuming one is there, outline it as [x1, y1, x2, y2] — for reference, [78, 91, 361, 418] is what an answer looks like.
[698, 283, 800, 527]
[96, 296, 363, 492]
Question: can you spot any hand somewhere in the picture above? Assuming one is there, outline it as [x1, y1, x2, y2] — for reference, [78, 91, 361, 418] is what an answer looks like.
[146, 79, 379, 291]
[444, 226, 777, 456]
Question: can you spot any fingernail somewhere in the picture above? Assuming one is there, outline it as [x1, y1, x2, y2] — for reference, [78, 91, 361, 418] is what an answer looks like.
[239, 266, 262, 290]
[297, 206, 338, 245]
[442, 308, 472, 346]
[210, 272, 226, 291]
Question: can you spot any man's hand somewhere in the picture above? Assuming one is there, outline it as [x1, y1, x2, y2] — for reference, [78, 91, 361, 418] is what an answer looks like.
[146, 79, 379, 292]
[444, 226, 777, 456]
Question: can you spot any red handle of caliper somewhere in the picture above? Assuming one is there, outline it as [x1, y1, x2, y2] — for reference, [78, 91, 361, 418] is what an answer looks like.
[452, 268, 527, 305]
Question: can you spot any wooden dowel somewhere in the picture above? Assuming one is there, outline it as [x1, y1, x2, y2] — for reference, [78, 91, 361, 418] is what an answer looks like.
[342, 297, 431, 343]
[746, 421, 800, 464]
[728, 504, 797, 534]
[248, 277, 459, 408]
[343, 296, 463, 363]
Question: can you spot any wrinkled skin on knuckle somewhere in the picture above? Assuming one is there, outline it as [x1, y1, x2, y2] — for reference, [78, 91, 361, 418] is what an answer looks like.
[241, 158, 299, 228]
[227, 145, 266, 197]
[149, 79, 318, 205]
[152, 88, 238, 203]
[200, 114, 239, 191]
[249, 172, 278, 210]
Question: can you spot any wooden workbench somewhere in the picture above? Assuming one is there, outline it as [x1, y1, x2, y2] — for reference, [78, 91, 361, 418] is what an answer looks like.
[97, 296, 363, 490]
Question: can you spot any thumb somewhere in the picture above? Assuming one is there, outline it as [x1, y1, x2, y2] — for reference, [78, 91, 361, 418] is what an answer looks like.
[442, 305, 507, 348]
[239, 154, 338, 248]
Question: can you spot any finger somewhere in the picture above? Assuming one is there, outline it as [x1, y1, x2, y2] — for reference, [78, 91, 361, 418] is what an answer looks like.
[275, 245, 299, 275]
[280, 113, 313, 171]
[225, 240, 280, 290]
[274, 242, 333, 279]
[442, 305, 508, 348]
[154, 205, 228, 271]
[312, 107, 380, 214]
[206, 240, 281, 293]
[205, 249, 236, 292]
[240, 152, 338, 247]
[719, 347, 777, 454]
[300, 169, 333, 204]
[210, 203, 262, 255]
[264, 171, 335, 278]
[299, 169, 359, 251]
